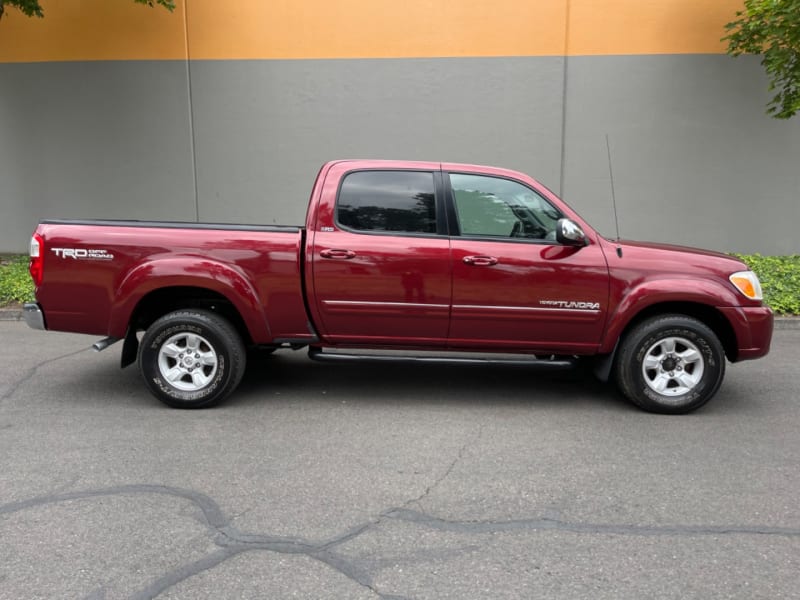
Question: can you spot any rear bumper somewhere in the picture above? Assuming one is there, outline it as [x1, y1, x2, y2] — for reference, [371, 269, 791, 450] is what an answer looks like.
[718, 306, 773, 361]
[23, 303, 45, 330]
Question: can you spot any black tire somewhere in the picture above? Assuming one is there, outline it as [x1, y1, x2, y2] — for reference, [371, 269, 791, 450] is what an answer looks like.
[615, 314, 725, 414]
[138, 309, 246, 409]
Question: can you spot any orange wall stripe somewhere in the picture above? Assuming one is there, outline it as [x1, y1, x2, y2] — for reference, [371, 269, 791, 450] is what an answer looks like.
[185, 0, 567, 60]
[568, 0, 743, 56]
[0, 0, 187, 62]
[0, 0, 743, 63]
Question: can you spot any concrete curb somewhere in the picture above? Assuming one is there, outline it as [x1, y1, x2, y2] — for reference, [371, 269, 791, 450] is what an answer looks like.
[2, 307, 799, 328]
[0, 308, 24, 321]
[774, 317, 800, 330]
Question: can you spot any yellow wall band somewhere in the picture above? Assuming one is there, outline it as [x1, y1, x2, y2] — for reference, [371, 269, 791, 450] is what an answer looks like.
[567, 0, 742, 56]
[0, 0, 743, 63]
[0, 0, 187, 62]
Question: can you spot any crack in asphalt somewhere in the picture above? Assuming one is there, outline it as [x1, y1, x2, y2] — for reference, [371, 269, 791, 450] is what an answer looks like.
[4, 332, 799, 596]
[4, 366, 800, 597]
[0, 372, 481, 599]
[381, 508, 800, 538]
[405, 424, 484, 511]
[0, 347, 90, 402]
[4, 461, 800, 598]
[0, 485, 406, 600]
[128, 548, 245, 600]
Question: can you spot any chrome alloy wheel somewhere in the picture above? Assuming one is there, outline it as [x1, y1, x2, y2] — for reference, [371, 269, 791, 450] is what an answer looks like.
[641, 336, 705, 397]
[157, 332, 219, 392]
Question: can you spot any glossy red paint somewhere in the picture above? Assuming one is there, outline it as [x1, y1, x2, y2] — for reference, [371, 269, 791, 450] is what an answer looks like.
[34, 223, 309, 342]
[29, 159, 772, 364]
[595, 237, 772, 360]
[718, 306, 774, 360]
[307, 160, 451, 345]
[449, 239, 609, 352]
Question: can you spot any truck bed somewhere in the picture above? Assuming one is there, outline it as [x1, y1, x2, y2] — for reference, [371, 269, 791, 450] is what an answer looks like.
[41, 218, 303, 233]
[34, 219, 311, 343]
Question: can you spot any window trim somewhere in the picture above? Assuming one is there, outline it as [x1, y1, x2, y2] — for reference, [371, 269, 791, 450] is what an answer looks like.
[443, 171, 565, 245]
[333, 168, 448, 238]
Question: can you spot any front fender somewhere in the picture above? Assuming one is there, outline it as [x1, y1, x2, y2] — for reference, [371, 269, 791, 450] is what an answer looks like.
[108, 255, 270, 341]
[599, 277, 741, 354]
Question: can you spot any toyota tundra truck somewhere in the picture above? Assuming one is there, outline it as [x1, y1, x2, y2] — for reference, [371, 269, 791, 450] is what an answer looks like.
[24, 160, 773, 413]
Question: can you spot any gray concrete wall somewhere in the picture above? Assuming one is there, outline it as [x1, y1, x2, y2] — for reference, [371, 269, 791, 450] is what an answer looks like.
[1, 56, 798, 254]
[562, 55, 800, 255]
[189, 58, 566, 227]
[0, 62, 197, 250]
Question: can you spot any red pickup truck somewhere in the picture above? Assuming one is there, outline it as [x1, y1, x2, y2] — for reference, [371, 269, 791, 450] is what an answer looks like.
[24, 160, 773, 414]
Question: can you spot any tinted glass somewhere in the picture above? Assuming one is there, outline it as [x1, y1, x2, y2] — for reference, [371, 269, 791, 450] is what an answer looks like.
[450, 173, 562, 240]
[337, 171, 437, 234]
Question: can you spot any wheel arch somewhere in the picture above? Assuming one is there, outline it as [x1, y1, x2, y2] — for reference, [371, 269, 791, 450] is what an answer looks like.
[111, 256, 269, 333]
[611, 301, 738, 363]
[131, 286, 251, 341]
[120, 286, 253, 368]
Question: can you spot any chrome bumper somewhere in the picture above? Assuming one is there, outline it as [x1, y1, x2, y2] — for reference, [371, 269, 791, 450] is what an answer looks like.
[23, 303, 45, 330]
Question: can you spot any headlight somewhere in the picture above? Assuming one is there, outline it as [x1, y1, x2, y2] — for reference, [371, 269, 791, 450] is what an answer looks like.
[729, 270, 763, 301]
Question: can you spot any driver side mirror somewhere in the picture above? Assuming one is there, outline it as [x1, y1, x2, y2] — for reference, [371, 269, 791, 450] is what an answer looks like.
[555, 218, 587, 246]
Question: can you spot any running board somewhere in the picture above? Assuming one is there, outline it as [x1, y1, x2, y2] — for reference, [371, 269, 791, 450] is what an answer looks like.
[307, 348, 578, 370]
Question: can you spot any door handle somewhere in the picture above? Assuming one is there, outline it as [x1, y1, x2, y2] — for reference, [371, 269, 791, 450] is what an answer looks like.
[463, 255, 498, 266]
[320, 248, 357, 259]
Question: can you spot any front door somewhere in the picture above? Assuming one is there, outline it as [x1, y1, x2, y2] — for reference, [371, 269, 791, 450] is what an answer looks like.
[447, 172, 609, 353]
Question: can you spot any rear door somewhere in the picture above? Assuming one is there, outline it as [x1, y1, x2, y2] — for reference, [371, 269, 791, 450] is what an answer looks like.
[309, 164, 452, 345]
[446, 172, 609, 353]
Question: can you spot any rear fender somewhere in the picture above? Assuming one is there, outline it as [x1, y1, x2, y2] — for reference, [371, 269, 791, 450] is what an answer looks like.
[108, 256, 271, 342]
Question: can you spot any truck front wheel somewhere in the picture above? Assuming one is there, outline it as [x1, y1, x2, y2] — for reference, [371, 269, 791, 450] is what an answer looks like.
[138, 310, 246, 409]
[615, 315, 725, 414]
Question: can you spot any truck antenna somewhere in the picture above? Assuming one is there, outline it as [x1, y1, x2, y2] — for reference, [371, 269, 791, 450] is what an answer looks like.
[605, 133, 621, 242]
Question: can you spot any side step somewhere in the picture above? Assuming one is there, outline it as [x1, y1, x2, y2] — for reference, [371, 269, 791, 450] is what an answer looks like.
[307, 348, 578, 370]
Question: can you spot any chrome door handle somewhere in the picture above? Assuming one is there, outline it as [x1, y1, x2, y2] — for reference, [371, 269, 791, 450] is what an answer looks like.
[320, 249, 357, 259]
[463, 255, 498, 266]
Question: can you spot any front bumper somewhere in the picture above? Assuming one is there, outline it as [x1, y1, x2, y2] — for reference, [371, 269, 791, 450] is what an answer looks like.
[23, 303, 45, 330]
[719, 306, 774, 361]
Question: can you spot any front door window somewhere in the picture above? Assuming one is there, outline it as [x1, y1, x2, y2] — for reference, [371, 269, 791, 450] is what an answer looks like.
[450, 173, 562, 241]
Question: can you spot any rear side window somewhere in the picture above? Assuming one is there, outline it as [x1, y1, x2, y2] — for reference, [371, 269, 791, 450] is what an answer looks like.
[337, 171, 437, 234]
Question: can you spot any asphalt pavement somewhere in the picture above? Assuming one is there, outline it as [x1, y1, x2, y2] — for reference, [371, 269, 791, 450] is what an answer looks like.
[1, 321, 798, 599]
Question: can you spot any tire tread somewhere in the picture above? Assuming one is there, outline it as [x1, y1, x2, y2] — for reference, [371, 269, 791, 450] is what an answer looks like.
[614, 314, 725, 414]
[138, 309, 246, 409]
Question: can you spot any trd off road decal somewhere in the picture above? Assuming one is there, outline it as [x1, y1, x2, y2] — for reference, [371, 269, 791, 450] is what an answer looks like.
[52, 248, 114, 260]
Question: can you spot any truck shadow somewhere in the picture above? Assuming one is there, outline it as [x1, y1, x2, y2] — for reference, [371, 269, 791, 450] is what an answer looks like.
[235, 350, 629, 412]
[39, 347, 756, 415]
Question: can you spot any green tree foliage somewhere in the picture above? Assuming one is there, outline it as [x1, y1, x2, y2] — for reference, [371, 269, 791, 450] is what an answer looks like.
[0, 0, 175, 19]
[0, 256, 34, 306]
[732, 254, 800, 315]
[724, 0, 800, 119]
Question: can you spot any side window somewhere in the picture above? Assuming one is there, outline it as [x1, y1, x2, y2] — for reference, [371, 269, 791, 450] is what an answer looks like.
[450, 173, 562, 240]
[337, 171, 437, 235]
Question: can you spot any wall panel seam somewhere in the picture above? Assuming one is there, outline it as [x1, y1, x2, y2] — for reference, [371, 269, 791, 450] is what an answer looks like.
[183, 1, 200, 222]
[559, 0, 571, 197]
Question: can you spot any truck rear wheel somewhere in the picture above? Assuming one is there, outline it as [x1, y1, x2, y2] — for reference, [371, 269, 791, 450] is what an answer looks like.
[138, 309, 246, 409]
[615, 315, 725, 414]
